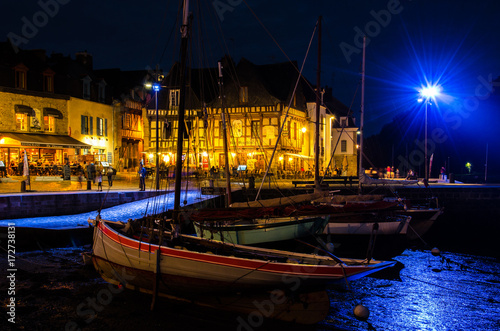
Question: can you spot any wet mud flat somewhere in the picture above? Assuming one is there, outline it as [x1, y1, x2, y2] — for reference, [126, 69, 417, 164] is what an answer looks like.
[0, 247, 318, 331]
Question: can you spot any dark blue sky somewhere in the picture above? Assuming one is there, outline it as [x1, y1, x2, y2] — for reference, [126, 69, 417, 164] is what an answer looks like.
[3, 0, 500, 137]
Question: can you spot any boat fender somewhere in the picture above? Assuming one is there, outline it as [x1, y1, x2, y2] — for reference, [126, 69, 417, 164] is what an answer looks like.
[325, 242, 335, 253]
[354, 304, 370, 321]
[431, 247, 441, 256]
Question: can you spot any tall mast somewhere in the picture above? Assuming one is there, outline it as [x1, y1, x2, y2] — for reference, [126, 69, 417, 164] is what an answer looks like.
[174, 0, 190, 220]
[314, 16, 322, 190]
[218, 61, 232, 206]
[358, 36, 366, 193]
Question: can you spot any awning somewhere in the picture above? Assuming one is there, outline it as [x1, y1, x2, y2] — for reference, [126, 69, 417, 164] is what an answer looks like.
[0, 132, 91, 149]
[43, 107, 63, 119]
[15, 104, 35, 116]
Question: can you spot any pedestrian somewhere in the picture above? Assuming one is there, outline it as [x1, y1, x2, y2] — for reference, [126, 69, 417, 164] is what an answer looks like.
[97, 172, 103, 191]
[90, 163, 96, 184]
[78, 171, 83, 189]
[138, 164, 147, 191]
[86, 163, 92, 184]
[107, 167, 114, 187]
[440, 167, 446, 180]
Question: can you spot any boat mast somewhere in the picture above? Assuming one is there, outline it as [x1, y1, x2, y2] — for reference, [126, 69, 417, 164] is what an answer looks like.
[174, 0, 190, 221]
[218, 61, 232, 206]
[358, 36, 366, 194]
[314, 16, 322, 191]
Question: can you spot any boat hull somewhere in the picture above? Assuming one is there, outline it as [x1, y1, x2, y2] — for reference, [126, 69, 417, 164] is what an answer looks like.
[92, 220, 395, 293]
[194, 216, 328, 245]
[92, 254, 330, 324]
[322, 215, 411, 259]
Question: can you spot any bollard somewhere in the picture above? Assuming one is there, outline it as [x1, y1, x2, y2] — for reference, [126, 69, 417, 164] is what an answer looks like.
[248, 176, 255, 189]
[20, 180, 26, 192]
[87, 180, 92, 190]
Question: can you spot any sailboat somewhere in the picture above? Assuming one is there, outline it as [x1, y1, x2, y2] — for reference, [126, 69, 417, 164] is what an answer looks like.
[191, 59, 330, 245]
[88, 5, 397, 324]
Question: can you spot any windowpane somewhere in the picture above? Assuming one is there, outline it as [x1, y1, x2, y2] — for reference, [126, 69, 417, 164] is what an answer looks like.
[16, 113, 28, 131]
[44, 116, 55, 132]
[251, 120, 260, 139]
[341, 140, 347, 153]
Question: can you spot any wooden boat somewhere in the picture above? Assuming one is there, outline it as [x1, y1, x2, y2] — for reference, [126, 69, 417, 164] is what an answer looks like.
[89, 217, 396, 323]
[193, 215, 329, 245]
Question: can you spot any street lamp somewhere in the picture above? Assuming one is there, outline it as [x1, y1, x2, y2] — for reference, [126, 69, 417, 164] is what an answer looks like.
[152, 82, 161, 190]
[418, 84, 441, 182]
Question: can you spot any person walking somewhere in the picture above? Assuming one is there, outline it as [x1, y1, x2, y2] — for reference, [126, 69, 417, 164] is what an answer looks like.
[138, 164, 147, 191]
[90, 163, 96, 184]
[78, 171, 83, 189]
[97, 172, 103, 191]
[107, 167, 114, 187]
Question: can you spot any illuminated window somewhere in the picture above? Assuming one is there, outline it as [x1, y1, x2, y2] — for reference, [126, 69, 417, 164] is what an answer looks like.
[170, 89, 180, 107]
[239, 86, 248, 103]
[251, 120, 260, 139]
[96, 117, 104, 136]
[44, 115, 55, 132]
[123, 114, 132, 129]
[16, 113, 28, 131]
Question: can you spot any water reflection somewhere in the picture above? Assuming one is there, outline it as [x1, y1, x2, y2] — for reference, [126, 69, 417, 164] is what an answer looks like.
[321, 250, 500, 330]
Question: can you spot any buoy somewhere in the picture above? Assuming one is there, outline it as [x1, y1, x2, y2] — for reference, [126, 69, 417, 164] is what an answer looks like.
[325, 242, 335, 253]
[353, 304, 370, 321]
[431, 247, 441, 256]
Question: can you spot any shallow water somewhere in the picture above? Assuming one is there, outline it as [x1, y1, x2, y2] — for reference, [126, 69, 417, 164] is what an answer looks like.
[3, 193, 499, 330]
[319, 249, 500, 330]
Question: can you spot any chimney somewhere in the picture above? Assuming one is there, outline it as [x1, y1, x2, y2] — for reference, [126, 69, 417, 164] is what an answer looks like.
[75, 51, 93, 71]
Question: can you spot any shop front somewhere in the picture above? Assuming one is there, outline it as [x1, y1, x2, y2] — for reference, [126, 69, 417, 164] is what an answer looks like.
[0, 132, 91, 175]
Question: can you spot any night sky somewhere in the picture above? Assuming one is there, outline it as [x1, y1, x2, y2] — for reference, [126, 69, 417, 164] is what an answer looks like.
[3, 0, 500, 173]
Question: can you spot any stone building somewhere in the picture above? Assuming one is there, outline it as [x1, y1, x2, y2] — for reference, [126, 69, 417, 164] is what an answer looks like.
[0, 41, 111, 171]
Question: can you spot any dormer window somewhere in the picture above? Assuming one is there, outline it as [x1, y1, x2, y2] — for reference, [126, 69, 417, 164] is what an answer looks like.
[239, 86, 248, 103]
[82, 76, 92, 100]
[340, 117, 347, 128]
[14, 64, 28, 89]
[98, 80, 107, 103]
[169, 89, 180, 108]
[43, 68, 55, 93]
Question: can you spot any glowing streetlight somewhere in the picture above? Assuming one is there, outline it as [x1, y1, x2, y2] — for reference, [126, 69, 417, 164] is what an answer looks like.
[418, 84, 441, 182]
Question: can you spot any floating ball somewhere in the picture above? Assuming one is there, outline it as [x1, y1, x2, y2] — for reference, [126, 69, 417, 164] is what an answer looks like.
[431, 247, 441, 256]
[353, 304, 370, 321]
